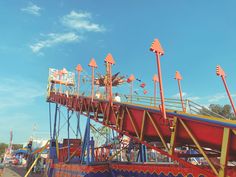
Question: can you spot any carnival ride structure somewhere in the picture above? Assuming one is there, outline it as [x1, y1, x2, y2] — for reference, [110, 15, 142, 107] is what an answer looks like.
[45, 39, 236, 177]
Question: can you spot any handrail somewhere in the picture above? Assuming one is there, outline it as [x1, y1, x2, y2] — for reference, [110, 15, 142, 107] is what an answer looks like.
[47, 90, 227, 119]
[187, 100, 226, 119]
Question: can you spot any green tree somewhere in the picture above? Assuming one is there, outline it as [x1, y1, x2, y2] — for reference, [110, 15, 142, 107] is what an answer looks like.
[0, 143, 23, 156]
[208, 104, 235, 119]
[12, 144, 23, 150]
[90, 124, 110, 147]
[0, 143, 8, 156]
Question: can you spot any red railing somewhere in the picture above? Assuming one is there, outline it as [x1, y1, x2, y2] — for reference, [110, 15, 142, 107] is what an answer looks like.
[58, 146, 81, 162]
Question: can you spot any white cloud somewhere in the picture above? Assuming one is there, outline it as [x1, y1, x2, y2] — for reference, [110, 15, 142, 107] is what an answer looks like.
[172, 92, 187, 99]
[208, 93, 227, 103]
[0, 78, 44, 110]
[61, 11, 105, 32]
[30, 32, 79, 53]
[188, 96, 201, 101]
[21, 2, 41, 16]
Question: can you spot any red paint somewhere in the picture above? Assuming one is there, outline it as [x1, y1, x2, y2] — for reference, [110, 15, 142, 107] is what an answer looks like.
[143, 90, 147, 94]
[150, 38, 164, 55]
[175, 71, 186, 112]
[48, 93, 236, 176]
[105, 53, 115, 104]
[153, 74, 158, 106]
[128, 74, 135, 103]
[76, 64, 83, 96]
[216, 65, 236, 117]
[150, 39, 166, 119]
[89, 58, 98, 102]
[155, 53, 167, 119]
[140, 83, 146, 88]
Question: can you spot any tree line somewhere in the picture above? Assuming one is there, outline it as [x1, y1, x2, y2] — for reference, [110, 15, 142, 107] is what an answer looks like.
[0, 143, 23, 156]
[201, 104, 235, 119]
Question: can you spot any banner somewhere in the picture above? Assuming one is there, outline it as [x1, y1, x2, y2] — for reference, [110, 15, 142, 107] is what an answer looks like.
[49, 68, 75, 86]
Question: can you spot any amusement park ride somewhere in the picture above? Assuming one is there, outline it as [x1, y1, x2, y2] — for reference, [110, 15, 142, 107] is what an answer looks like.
[36, 39, 236, 177]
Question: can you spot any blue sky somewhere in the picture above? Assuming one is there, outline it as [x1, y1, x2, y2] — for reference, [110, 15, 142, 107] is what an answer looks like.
[0, 0, 236, 144]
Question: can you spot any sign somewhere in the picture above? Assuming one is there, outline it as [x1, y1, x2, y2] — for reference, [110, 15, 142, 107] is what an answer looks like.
[49, 68, 75, 86]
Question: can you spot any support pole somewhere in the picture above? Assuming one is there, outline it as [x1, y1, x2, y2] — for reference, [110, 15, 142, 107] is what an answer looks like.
[105, 62, 109, 99]
[150, 39, 167, 119]
[130, 82, 133, 103]
[105, 53, 115, 104]
[67, 109, 70, 161]
[76, 64, 83, 96]
[216, 65, 236, 117]
[169, 117, 178, 155]
[90, 137, 95, 163]
[59, 68, 68, 93]
[88, 58, 98, 102]
[128, 74, 135, 103]
[222, 78, 236, 116]
[142, 144, 147, 162]
[156, 53, 167, 119]
[92, 68, 94, 101]
[59, 70, 62, 93]
[153, 74, 158, 107]
[112, 129, 118, 160]
[175, 71, 186, 112]
[108, 64, 112, 102]
[76, 112, 82, 139]
[57, 106, 61, 137]
[52, 104, 58, 140]
[49, 103, 52, 139]
[86, 118, 91, 164]
[24, 141, 49, 177]
[218, 128, 230, 177]
[81, 116, 91, 164]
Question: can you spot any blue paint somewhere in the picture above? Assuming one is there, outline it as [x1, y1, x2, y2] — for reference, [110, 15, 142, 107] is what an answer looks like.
[119, 102, 236, 129]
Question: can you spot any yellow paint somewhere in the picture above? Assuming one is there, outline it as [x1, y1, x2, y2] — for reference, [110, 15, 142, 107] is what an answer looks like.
[119, 109, 125, 131]
[123, 97, 236, 124]
[232, 129, 236, 135]
[179, 119, 218, 176]
[126, 107, 140, 139]
[140, 111, 146, 141]
[24, 141, 49, 177]
[56, 135, 59, 159]
[146, 111, 168, 151]
[169, 117, 178, 155]
[218, 128, 230, 177]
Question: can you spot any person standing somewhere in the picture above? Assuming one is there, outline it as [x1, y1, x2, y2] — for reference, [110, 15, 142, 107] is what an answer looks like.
[114, 93, 121, 102]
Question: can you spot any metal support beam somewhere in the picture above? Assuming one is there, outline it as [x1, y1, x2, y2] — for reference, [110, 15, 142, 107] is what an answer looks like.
[169, 117, 178, 155]
[155, 53, 167, 119]
[87, 117, 91, 164]
[142, 144, 147, 162]
[179, 119, 218, 176]
[140, 111, 146, 141]
[53, 104, 58, 140]
[57, 106, 61, 137]
[218, 128, 230, 177]
[146, 111, 168, 151]
[105, 104, 111, 125]
[118, 108, 125, 131]
[90, 137, 95, 163]
[126, 107, 140, 139]
[67, 109, 70, 161]
[76, 112, 82, 139]
[233, 129, 236, 135]
[81, 116, 91, 164]
[49, 103, 52, 139]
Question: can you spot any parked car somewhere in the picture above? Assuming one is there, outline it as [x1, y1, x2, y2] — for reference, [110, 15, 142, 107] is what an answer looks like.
[3, 157, 14, 166]
[12, 158, 19, 165]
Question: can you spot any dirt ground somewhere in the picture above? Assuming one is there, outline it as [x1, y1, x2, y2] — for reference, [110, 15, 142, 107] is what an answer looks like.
[1, 166, 44, 177]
